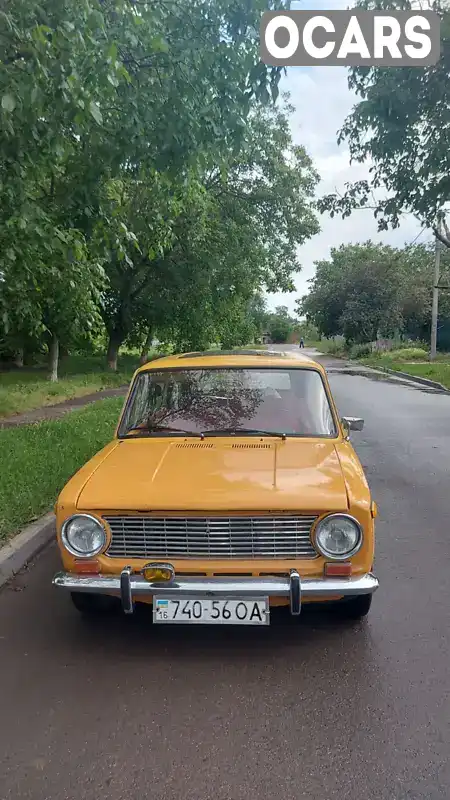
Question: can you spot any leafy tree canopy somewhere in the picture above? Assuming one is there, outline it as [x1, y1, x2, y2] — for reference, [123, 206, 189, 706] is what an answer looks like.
[1, 0, 321, 376]
[318, 0, 450, 247]
[266, 305, 297, 343]
[299, 241, 450, 345]
[100, 99, 319, 361]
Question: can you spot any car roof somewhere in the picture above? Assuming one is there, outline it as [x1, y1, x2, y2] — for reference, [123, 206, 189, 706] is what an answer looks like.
[136, 349, 324, 374]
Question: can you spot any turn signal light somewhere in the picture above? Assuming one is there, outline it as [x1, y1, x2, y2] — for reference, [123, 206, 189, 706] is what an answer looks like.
[143, 563, 174, 583]
[324, 562, 352, 577]
[74, 559, 100, 574]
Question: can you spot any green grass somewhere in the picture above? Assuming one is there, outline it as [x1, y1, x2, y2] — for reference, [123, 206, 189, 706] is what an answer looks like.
[386, 347, 429, 360]
[362, 355, 450, 388]
[0, 396, 125, 543]
[0, 353, 140, 418]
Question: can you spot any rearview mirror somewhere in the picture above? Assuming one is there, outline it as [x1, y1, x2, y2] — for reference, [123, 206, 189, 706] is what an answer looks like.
[342, 416, 364, 432]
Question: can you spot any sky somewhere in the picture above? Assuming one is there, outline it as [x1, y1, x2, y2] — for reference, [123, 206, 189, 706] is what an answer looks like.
[266, 0, 428, 314]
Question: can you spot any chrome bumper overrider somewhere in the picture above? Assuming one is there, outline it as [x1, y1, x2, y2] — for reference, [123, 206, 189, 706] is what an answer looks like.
[53, 569, 379, 616]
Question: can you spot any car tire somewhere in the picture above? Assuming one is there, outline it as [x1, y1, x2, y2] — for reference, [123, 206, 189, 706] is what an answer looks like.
[70, 592, 118, 616]
[341, 593, 372, 620]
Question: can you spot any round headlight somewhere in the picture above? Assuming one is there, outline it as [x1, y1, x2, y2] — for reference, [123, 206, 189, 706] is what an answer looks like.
[314, 514, 362, 560]
[61, 514, 106, 557]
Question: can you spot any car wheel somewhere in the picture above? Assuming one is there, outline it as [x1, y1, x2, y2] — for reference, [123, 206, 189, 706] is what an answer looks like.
[70, 592, 118, 616]
[341, 593, 372, 620]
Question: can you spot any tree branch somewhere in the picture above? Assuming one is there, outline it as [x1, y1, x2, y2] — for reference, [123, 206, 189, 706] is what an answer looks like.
[433, 221, 450, 249]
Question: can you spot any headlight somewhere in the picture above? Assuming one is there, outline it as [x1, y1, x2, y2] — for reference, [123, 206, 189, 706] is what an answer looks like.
[314, 514, 362, 560]
[61, 514, 106, 557]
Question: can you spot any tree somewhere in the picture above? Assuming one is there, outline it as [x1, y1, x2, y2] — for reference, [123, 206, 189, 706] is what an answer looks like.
[247, 292, 270, 342]
[295, 319, 320, 342]
[100, 99, 319, 361]
[0, 218, 105, 378]
[318, 0, 450, 246]
[1, 0, 292, 373]
[266, 306, 296, 343]
[398, 244, 450, 342]
[300, 243, 407, 344]
[300, 241, 450, 347]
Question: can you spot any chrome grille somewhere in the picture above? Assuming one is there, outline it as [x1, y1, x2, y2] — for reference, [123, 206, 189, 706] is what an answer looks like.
[104, 516, 318, 559]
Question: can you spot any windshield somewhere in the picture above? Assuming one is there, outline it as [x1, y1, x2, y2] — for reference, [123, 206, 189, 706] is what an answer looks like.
[118, 367, 337, 438]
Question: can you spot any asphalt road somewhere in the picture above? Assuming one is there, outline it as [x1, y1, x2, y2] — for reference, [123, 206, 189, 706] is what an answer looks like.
[1, 349, 450, 800]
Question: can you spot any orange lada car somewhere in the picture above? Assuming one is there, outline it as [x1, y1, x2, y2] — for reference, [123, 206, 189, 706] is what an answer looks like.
[53, 349, 379, 625]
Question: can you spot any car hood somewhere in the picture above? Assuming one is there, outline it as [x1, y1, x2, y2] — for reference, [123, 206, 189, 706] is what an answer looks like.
[76, 438, 349, 513]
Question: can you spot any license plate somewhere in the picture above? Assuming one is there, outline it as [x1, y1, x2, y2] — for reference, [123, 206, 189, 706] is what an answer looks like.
[153, 597, 269, 625]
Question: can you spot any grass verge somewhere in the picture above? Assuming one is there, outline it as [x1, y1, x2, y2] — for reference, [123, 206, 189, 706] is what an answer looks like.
[362, 356, 450, 388]
[0, 396, 124, 544]
[0, 354, 140, 418]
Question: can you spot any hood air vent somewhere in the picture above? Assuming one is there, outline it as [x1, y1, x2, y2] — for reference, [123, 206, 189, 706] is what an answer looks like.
[230, 443, 272, 450]
[175, 442, 273, 450]
[175, 442, 214, 449]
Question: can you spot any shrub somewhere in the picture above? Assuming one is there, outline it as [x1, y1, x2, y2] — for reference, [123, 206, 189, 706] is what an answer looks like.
[386, 339, 428, 352]
[320, 339, 347, 356]
[349, 343, 373, 359]
[388, 347, 428, 360]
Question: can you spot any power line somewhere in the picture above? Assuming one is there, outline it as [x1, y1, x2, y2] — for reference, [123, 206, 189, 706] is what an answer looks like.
[406, 226, 427, 248]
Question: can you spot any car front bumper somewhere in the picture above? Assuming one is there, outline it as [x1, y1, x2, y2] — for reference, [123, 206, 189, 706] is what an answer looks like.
[53, 569, 379, 616]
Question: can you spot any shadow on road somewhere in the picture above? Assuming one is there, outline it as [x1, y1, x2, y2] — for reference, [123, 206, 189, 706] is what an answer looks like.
[59, 599, 375, 665]
[1, 544, 377, 670]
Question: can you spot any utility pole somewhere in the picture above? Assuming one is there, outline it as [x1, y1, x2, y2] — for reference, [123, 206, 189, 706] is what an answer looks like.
[430, 216, 442, 361]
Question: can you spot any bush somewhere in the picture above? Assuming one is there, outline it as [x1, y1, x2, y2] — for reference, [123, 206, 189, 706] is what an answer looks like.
[320, 339, 347, 356]
[388, 347, 428, 360]
[384, 339, 428, 352]
[349, 343, 373, 359]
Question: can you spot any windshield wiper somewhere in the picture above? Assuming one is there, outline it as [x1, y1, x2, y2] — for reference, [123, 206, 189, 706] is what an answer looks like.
[122, 425, 204, 439]
[202, 427, 287, 440]
[123, 425, 288, 440]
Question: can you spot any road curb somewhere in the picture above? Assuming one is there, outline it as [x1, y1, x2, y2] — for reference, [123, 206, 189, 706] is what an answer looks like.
[361, 363, 450, 392]
[0, 512, 55, 589]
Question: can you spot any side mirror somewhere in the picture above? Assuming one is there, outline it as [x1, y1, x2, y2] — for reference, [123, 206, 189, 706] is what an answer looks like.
[342, 416, 364, 433]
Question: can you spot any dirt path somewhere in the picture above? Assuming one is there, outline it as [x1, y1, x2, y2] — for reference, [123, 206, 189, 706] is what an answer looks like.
[0, 386, 128, 429]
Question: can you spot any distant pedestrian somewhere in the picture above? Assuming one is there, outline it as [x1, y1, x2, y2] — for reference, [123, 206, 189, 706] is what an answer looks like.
[299, 338, 304, 348]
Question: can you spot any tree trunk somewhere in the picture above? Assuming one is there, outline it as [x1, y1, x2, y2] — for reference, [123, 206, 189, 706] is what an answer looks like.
[106, 330, 123, 371]
[139, 328, 153, 366]
[13, 348, 24, 368]
[48, 334, 59, 382]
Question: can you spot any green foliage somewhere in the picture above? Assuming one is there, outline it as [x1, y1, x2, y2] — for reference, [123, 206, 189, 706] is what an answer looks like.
[320, 339, 347, 357]
[0, 396, 124, 541]
[318, 0, 450, 242]
[300, 241, 450, 348]
[0, 0, 318, 374]
[246, 293, 270, 343]
[119, 102, 318, 354]
[0, 354, 137, 417]
[394, 339, 428, 351]
[266, 305, 297, 343]
[348, 342, 373, 359]
[363, 352, 450, 388]
[296, 320, 319, 343]
[300, 242, 404, 344]
[387, 347, 428, 361]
